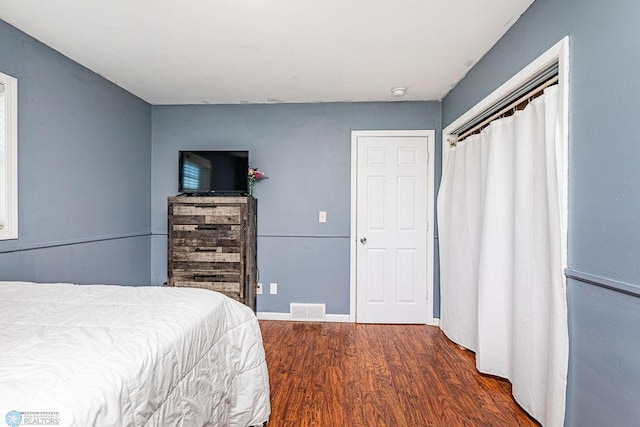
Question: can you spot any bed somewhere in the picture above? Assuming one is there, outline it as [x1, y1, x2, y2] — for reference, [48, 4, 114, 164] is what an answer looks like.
[0, 281, 271, 426]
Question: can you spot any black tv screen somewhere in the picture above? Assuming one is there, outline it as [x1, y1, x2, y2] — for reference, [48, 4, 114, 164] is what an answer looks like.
[178, 150, 248, 194]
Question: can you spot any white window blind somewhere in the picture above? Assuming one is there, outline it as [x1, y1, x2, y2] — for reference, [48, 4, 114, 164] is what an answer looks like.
[0, 71, 18, 240]
[0, 83, 6, 230]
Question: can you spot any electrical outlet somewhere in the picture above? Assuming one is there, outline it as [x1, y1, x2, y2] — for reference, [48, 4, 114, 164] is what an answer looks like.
[257, 282, 263, 295]
[319, 211, 327, 223]
[270, 283, 278, 294]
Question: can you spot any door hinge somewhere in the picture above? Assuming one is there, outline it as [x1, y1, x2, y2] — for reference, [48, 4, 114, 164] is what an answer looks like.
[426, 152, 430, 163]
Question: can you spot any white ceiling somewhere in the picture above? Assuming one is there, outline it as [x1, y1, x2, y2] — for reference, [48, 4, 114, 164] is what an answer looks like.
[0, 0, 534, 105]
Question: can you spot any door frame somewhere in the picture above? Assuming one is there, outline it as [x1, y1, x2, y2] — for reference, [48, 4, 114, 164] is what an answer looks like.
[349, 130, 436, 325]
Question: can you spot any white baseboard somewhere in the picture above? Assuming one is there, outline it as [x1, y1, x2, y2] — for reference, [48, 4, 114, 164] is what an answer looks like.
[256, 312, 291, 321]
[326, 314, 351, 323]
[258, 311, 440, 325]
[257, 312, 352, 323]
[427, 318, 440, 327]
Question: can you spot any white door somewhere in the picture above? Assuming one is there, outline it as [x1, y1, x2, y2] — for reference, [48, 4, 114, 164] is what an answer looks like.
[354, 132, 431, 324]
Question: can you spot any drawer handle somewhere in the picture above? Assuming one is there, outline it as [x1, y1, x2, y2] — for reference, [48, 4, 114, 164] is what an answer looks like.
[194, 248, 218, 252]
[196, 225, 218, 230]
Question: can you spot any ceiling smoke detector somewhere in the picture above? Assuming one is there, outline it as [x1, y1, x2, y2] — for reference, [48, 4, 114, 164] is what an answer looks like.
[391, 87, 407, 97]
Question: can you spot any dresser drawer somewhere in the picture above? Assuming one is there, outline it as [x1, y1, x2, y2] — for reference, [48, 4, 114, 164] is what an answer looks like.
[171, 248, 241, 263]
[170, 260, 243, 296]
[169, 224, 242, 247]
[171, 204, 242, 225]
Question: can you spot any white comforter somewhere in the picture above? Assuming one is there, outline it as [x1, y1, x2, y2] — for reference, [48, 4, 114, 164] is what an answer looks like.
[0, 281, 270, 426]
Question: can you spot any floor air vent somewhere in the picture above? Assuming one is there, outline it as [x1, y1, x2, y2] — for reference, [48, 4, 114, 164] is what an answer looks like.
[290, 303, 326, 321]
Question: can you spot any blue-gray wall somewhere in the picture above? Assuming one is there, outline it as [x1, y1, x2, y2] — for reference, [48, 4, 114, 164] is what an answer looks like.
[0, 19, 152, 285]
[151, 102, 441, 313]
[442, 0, 640, 425]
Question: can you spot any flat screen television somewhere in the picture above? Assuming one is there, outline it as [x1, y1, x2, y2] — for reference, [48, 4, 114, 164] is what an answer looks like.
[178, 150, 249, 195]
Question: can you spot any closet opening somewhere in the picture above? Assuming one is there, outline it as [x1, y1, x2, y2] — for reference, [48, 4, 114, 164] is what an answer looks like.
[438, 36, 570, 427]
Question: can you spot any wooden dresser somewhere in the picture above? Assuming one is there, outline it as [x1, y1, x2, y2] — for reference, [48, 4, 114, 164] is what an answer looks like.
[167, 196, 257, 311]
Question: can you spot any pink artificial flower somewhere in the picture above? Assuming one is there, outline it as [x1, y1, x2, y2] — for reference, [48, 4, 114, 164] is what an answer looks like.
[254, 170, 264, 179]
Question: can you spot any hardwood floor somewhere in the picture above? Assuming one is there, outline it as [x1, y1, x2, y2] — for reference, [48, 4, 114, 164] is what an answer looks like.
[259, 320, 539, 427]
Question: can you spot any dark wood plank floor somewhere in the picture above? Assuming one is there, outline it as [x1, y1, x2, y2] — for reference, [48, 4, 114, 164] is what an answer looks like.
[259, 320, 539, 427]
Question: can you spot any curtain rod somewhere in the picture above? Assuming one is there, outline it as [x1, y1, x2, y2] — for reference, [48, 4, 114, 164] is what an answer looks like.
[449, 76, 559, 147]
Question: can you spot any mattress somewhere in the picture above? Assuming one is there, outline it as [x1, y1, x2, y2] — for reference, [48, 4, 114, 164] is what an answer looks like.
[0, 281, 270, 427]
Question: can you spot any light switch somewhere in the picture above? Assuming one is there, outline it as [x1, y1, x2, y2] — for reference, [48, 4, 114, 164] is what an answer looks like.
[319, 211, 327, 223]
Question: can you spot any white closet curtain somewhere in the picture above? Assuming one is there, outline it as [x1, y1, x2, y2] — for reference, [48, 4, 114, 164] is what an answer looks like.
[438, 86, 568, 427]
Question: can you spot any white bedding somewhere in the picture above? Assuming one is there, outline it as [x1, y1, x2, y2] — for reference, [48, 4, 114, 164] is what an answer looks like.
[0, 281, 270, 427]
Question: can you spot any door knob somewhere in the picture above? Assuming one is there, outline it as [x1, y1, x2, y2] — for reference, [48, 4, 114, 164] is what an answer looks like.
[360, 237, 367, 245]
